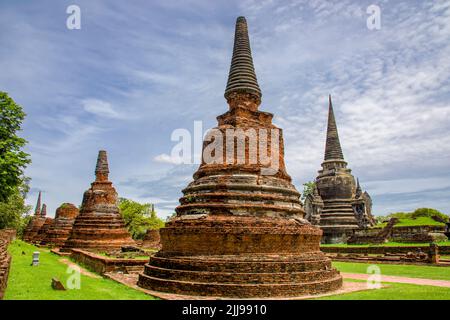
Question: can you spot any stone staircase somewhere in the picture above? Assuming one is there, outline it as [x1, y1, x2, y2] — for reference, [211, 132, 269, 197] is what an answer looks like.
[319, 200, 359, 229]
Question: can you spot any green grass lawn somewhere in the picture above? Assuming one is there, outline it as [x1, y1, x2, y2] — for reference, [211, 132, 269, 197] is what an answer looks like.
[333, 261, 450, 280]
[316, 280, 450, 300]
[321, 241, 450, 247]
[375, 216, 445, 228]
[4, 240, 155, 300]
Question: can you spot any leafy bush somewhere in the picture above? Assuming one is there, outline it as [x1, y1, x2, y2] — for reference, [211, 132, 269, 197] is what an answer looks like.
[118, 198, 165, 240]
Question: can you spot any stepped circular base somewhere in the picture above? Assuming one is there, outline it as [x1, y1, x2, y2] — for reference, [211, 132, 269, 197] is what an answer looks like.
[61, 213, 135, 253]
[138, 215, 342, 298]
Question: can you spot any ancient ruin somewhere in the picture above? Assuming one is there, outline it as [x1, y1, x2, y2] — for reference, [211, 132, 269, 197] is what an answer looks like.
[138, 17, 342, 298]
[40, 203, 79, 247]
[33, 204, 53, 244]
[141, 229, 161, 249]
[62, 151, 135, 253]
[348, 218, 448, 244]
[22, 192, 48, 242]
[304, 96, 375, 243]
[0, 229, 15, 300]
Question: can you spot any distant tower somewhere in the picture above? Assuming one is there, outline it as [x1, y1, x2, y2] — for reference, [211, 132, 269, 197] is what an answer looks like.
[34, 191, 42, 216]
[304, 96, 375, 243]
[23, 191, 47, 242]
[40, 203, 47, 217]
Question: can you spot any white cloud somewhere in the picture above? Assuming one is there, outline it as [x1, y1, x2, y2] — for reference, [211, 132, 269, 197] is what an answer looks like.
[82, 98, 125, 119]
[153, 153, 184, 165]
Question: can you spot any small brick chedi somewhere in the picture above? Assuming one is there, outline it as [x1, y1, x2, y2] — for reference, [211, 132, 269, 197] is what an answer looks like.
[138, 17, 342, 298]
[23, 192, 48, 242]
[304, 96, 375, 244]
[40, 203, 79, 247]
[62, 151, 134, 253]
[33, 204, 54, 244]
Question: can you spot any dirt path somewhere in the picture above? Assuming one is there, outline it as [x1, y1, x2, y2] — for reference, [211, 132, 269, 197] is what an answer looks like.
[58, 258, 101, 279]
[342, 272, 450, 288]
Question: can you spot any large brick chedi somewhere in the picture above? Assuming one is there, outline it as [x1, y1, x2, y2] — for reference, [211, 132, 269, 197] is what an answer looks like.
[138, 17, 342, 298]
[304, 96, 375, 244]
[41, 203, 79, 247]
[62, 151, 134, 253]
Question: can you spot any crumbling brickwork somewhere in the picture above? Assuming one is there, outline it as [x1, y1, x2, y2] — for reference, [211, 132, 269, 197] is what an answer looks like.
[40, 203, 79, 247]
[62, 151, 135, 253]
[142, 229, 161, 249]
[138, 16, 342, 298]
[23, 196, 49, 243]
[0, 229, 15, 299]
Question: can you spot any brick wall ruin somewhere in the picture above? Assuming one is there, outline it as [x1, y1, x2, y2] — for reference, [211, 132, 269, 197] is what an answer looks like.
[0, 229, 16, 299]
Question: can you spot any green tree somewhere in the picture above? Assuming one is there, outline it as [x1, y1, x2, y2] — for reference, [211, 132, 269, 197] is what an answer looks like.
[0, 92, 31, 202]
[301, 181, 316, 202]
[0, 179, 32, 233]
[118, 198, 165, 240]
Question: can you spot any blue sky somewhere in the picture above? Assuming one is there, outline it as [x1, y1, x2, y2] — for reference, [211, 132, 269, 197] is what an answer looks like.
[1, 0, 449, 219]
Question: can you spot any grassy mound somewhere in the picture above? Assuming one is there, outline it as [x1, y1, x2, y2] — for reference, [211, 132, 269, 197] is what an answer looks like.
[375, 216, 446, 228]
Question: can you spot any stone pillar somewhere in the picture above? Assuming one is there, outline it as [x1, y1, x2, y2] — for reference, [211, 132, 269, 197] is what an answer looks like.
[429, 243, 439, 264]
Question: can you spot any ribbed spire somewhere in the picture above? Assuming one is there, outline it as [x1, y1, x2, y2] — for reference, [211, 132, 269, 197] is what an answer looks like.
[95, 150, 109, 181]
[34, 191, 42, 216]
[324, 95, 344, 161]
[41, 203, 47, 217]
[224, 16, 261, 101]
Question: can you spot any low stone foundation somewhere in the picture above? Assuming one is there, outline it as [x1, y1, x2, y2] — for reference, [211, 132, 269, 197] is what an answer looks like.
[321, 245, 450, 255]
[138, 216, 342, 298]
[70, 249, 147, 275]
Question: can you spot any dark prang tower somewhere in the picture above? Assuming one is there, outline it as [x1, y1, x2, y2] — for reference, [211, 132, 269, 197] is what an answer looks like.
[305, 96, 375, 243]
[138, 17, 342, 298]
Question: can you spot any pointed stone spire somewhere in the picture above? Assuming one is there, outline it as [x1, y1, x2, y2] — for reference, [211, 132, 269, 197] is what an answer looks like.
[41, 204, 47, 217]
[355, 178, 362, 198]
[324, 95, 344, 161]
[224, 16, 261, 102]
[34, 191, 42, 216]
[95, 150, 109, 182]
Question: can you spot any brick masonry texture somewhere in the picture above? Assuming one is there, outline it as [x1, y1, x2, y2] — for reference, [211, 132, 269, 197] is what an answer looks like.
[62, 150, 135, 253]
[70, 249, 147, 274]
[40, 203, 80, 247]
[138, 16, 343, 298]
[0, 229, 15, 299]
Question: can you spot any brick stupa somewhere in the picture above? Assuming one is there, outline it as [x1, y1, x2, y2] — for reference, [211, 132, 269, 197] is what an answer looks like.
[33, 204, 54, 244]
[23, 192, 48, 242]
[62, 151, 135, 253]
[304, 96, 375, 243]
[41, 203, 79, 247]
[138, 17, 342, 298]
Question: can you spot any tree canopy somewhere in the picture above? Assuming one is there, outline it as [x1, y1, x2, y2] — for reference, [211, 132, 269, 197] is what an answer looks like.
[0, 178, 32, 233]
[118, 198, 165, 240]
[0, 91, 31, 202]
[301, 181, 316, 202]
